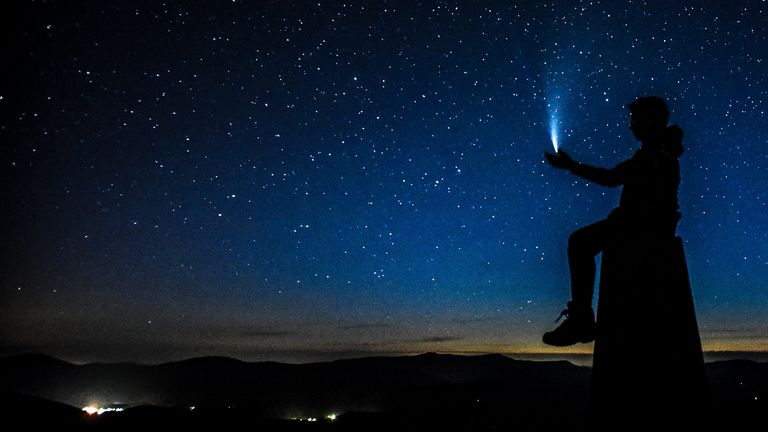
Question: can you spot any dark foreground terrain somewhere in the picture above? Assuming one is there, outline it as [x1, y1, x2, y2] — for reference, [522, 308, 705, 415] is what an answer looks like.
[1, 353, 765, 430]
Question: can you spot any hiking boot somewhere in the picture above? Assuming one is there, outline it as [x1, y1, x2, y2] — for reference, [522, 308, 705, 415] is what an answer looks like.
[542, 301, 596, 346]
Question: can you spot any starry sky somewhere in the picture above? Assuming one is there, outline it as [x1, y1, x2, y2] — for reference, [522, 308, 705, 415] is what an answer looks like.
[2, 0, 767, 364]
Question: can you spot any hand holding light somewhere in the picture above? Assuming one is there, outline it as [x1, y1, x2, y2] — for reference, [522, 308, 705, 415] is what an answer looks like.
[544, 149, 575, 170]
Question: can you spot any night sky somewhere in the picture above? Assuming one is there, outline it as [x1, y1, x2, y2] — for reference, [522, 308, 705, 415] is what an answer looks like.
[3, 0, 767, 364]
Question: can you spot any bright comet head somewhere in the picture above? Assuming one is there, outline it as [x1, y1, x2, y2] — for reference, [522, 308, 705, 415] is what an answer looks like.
[549, 118, 559, 153]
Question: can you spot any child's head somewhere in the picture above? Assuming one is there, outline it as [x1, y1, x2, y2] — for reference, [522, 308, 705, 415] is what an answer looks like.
[628, 96, 669, 141]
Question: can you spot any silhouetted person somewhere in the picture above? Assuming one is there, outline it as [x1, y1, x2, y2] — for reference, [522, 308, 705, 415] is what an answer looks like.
[542, 96, 684, 346]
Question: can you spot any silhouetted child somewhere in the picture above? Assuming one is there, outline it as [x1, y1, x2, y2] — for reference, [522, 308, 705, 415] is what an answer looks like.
[542, 96, 684, 346]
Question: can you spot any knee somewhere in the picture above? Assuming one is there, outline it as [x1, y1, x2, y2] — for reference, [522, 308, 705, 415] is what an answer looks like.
[568, 229, 586, 251]
[568, 228, 594, 255]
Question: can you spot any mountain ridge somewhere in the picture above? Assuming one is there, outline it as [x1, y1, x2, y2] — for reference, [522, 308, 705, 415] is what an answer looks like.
[1, 352, 766, 430]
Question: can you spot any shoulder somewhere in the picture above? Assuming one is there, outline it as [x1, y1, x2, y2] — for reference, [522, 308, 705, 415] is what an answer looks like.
[662, 125, 684, 158]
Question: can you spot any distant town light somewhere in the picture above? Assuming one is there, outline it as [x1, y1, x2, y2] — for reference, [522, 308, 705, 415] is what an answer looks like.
[82, 406, 98, 415]
[326, 413, 337, 421]
[81, 405, 125, 415]
[290, 416, 318, 422]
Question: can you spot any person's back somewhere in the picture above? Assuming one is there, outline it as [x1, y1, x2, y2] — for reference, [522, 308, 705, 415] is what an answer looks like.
[611, 123, 684, 235]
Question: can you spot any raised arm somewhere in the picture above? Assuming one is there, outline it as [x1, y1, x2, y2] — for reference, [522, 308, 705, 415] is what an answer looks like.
[545, 150, 627, 187]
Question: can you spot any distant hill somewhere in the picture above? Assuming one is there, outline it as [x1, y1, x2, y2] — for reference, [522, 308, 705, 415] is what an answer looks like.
[1, 353, 766, 430]
[0, 353, 589, 411]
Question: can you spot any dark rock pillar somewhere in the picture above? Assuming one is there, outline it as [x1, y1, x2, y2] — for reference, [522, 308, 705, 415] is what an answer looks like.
[591, 236, 707, 425]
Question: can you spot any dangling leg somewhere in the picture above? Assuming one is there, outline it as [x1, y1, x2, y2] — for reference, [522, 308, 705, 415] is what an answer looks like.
[543, 219, 612, 346]
[568, 219, 612, 309]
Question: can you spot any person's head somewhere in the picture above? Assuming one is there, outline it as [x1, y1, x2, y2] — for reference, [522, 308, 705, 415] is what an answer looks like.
[627, 96, 669, 141]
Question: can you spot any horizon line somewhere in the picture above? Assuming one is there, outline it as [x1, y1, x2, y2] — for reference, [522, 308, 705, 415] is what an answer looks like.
[3, 349, 768, 366]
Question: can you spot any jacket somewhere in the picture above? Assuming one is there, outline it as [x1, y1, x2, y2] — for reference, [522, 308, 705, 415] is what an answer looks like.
[570, 125, 684, 232]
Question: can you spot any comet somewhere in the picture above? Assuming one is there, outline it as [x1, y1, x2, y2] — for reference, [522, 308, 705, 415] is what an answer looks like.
[549, 116, 559, 153]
